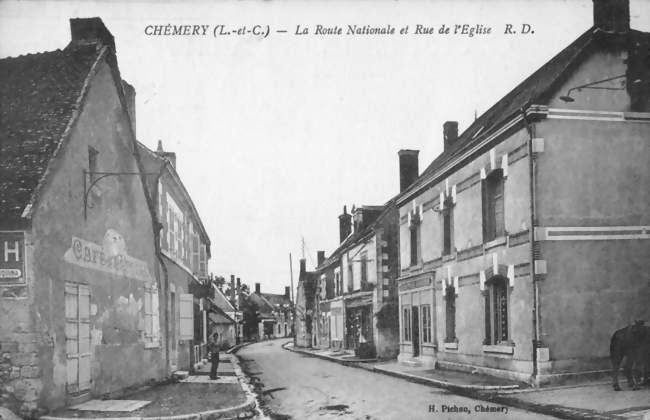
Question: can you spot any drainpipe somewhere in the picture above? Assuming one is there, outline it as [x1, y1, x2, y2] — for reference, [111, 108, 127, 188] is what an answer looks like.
[153, 161, 171, 376]
[521, 107, 540, 383]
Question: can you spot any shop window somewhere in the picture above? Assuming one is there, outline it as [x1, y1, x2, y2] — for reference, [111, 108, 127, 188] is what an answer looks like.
[484, 276, 509, 345]
[445, 286, 456, 342]
[403, 306, 411, 341]
[421, 304, 431, 343]
[482, 169, 505, 242]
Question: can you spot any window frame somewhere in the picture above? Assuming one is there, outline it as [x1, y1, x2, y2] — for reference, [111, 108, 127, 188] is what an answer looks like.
[483, 275, 510, 346]
[442, 197, 454, 256]
[445, 286, 456, 343]
[482, 169, 506, 243]
[409, 222, 420, 266]
[402, 306, 412, 342]
[421, 304, 432, 343]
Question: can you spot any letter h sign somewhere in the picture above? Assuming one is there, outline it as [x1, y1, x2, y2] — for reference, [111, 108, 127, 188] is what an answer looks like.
[0, 231, 25, 284]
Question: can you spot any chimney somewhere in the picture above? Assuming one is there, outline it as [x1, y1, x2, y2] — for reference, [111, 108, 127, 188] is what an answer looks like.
[121, 80, 136, 135]
[69, 18, 116, 52]
[156, 140, 177, 168]
[338, 206, 352, 243]
[398, 150, 419, 192]
[317, 251, 326, 267]
[230, 275, 236, 304]
[593, 0, 629, 33]
[443, 121, 458, 151]
[285, 286, 290, 299]
[255, 283, 261, 294]
[299, 258, 306, 273]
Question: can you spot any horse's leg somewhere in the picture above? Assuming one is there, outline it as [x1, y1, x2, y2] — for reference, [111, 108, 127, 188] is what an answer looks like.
[612, 353, 623, 391]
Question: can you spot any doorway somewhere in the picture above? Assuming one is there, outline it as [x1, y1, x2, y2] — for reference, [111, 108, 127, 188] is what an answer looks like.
[412, 306, 420, 357]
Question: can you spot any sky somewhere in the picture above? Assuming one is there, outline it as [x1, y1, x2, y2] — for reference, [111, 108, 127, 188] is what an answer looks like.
[1, 0, 648, 295]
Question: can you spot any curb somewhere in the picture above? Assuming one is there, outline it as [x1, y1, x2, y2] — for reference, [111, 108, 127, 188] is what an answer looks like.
[40, 355, 258, 420]
[282, 343, 622, 420]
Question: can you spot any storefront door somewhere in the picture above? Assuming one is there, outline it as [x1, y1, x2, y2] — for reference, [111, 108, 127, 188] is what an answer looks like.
[412, 306, 420, 357]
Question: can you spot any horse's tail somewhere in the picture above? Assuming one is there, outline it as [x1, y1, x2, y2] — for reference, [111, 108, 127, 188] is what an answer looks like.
[610, 327, 625, 362]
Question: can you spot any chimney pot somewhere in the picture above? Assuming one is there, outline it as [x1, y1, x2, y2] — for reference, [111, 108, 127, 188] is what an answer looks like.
[255, 283, 260, 294]
[443, 121, 459, 151]
[398, 150, 419, 193]
[593, 0, 629, 33]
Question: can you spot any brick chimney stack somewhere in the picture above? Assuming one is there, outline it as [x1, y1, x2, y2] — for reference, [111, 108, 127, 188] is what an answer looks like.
[317, 251, 326, 267]
[398, 150, 419, 192]
[285, 286, 291, 299]
[593, 0, 629, 33]
[443, 121, 459, 151]
[299, 258, 306, 273]
[69, 17, 115, 52]
[339, 206, 352, 243]
[255, 283, 261, 294]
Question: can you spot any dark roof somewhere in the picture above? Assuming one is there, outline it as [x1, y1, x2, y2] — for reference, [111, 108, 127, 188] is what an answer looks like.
[247, 292, 276, 318]
[400, 28, 649, 201]
[208, 305, 235, 325]
[316, 200, 396, 271]
[209, 287, 235, 313]
[0, 45, 101, 222]
[261, 292, 291, 307]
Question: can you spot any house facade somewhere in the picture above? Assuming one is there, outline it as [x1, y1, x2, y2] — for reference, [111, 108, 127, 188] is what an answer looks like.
[312, 202, 401, 359]
[138, 140, 211, 371]
[0, 19, 166, 416]
[294, 259, 317, 347]
[396, 0, 650, 385]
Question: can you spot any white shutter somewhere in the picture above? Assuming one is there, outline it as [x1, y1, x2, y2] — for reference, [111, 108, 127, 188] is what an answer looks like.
[179, 293, 194, 340]
[152, 289, 160, 341]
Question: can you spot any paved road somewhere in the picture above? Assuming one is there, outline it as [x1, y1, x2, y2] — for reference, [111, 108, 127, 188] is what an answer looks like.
[237, 339, 558, 420]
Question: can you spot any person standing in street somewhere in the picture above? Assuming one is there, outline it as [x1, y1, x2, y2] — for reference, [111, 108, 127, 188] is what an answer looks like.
[208, 332, 220, 380]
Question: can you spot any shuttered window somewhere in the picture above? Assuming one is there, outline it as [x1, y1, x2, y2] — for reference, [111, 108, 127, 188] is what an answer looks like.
[482, 169, 505, 242]
[144, 286, 160, 347]
[403, 307, 411, 341]
[484, 276, 509, 345]
[179, 293, 194, 340]
[442, 203, 453, 255]
[65, 283, 91, 393]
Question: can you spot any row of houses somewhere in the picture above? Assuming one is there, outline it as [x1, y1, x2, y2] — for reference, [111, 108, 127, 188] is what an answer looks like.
[295, 0, 650, 386]
[0, 18, 242, 417]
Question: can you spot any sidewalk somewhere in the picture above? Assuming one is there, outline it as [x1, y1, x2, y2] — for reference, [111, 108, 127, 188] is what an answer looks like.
[40, 354, 258, 420]
[285, 342, 650, 420]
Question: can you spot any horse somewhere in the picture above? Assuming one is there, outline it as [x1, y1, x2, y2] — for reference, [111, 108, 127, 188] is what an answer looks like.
[610, 320, 650, 391]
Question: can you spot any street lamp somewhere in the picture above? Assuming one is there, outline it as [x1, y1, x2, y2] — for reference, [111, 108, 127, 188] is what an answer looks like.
[559, 74, 626, 102]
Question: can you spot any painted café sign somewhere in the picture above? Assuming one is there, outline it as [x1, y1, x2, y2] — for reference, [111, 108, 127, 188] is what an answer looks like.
[64, 229, 153, 282]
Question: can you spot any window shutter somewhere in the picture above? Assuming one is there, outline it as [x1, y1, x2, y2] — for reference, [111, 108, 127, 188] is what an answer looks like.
[179, 293, 194, 340]
[494, 178, 505, 237]
[481, 180, 489, 242]
[484, 291, 491, 344]
[152, 289, 160, 341]
[144, 288, 153, 338]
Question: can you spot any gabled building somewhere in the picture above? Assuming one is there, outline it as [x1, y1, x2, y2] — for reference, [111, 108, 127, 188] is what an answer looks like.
[294, 259, 318, 347]
[0, 18, 166, 416]
[138, 140, 211, 371]
[313, 201, 401, 359]
[247, 283, 292, 340]
[206, 286, 237, 349]
[395, 0, 650, 385]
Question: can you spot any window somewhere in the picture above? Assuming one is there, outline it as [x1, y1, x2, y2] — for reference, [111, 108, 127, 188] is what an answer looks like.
[335, 271, 341, 296]
[143, 285, 160, 347]
[421, 304, 431, 343]
[347, 263, 354, 292]
[199, 243, 207, 277]
[442, 199, 454, 255]
[88, 146, 98, 182]
[484, 276, 509, 345]
[482, 169, 505, 242]
[410, 224, 420, 266]
[445, 287, 456, 342]
[403, 306, 411, 341]
[360, 252, 368, 286]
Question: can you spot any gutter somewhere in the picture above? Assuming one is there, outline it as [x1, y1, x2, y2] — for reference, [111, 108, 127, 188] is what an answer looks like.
[521, 107, 540, 383]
